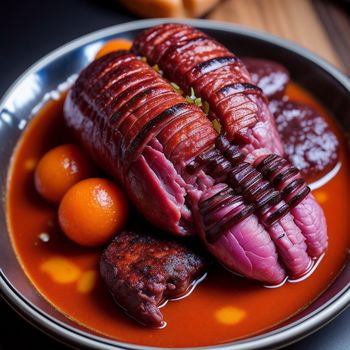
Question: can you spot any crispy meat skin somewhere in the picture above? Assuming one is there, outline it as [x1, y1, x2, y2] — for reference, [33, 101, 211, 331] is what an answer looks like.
[100, 229, 208, 327]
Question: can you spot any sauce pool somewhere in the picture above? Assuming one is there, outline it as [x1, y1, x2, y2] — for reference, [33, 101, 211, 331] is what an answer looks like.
[6, 83, 350, 347]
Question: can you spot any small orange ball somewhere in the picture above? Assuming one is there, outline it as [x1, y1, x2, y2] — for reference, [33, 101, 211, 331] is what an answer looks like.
[95, 39, 133, 59]
[34, 144, 94, 203]
[58, 178, 128, 247]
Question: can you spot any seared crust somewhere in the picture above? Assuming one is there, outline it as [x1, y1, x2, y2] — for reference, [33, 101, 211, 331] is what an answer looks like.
[100, 229, 209, 326]
[133, 24, 261, 140]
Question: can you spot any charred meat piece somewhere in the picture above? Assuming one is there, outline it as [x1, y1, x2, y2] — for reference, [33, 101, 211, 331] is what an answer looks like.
[100, 229, 208, 327]
[272, 100, 339, 179]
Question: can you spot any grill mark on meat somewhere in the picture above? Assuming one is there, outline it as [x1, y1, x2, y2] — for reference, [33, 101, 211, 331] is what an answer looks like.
[192, 56, 238, 75]
[159, 110, 200, 150]
[219, 83, 263, 98]
[151, 29, 202, 63]
[174, 51, 230, 90]
[109, 87, 172, 126]
[195, 73, 243, 98]
[158, 34, 227, 72]
[169, 124, 216, 166]
[138, 25, 203, 65]
[98, 73, 156, 114]
[122, 94, 186, 150]
[162, 36, 208, 56]
[127, 103, 188, 163]
[255, 154, 310, 209]
[206, 203, 255, 243]
[120, 94, 180, 138]
[88, 59, 144, 98]
[104, 77, 164, 118]
[145, 27, 189, 63]
[95, 67, 155, 109]
[84, 52, 136, 93]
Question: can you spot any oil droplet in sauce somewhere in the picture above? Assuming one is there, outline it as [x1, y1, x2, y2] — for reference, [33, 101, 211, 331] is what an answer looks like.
[77, 270, 97, 294]
[38, 232, 50, 242]
[24, 158, 37, 171]
[314, 190, 329, 204]
[40, 256, 81, 284]
[215, 306, 247, 325]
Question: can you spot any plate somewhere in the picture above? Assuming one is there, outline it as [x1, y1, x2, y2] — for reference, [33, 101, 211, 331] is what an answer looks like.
[1, 19, 350, 350]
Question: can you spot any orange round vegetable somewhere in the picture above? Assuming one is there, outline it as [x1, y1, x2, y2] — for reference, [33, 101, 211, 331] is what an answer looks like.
[58, 178, 128, 247]
[95, 39, 133, 59]
[34, 144, 94, 203]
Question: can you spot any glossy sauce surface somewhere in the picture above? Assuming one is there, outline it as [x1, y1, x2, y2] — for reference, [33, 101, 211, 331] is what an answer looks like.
[7, 83, 350, 347]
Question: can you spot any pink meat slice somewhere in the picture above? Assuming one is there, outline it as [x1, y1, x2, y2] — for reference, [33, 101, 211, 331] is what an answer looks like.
[133, 23, 328, 281]
[290, 193, 328, 257]
[193, 184, 286, 284]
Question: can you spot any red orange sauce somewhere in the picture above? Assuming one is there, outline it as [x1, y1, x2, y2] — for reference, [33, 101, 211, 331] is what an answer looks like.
[6, 83, 350, 347]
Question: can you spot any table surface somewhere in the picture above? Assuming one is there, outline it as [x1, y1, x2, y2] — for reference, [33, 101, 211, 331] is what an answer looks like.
[1, 0, 350, 349]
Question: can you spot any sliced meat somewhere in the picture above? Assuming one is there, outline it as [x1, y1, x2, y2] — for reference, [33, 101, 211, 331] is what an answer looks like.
[66, 26, 328, 288]
[193, 183, 286, 284]
[271, 100, 339, 180]
[132, 24, 327, 281]
[65, 51, 217, 236]
[242, 58, 290, 100]
[133, 23, 284, 155]
[100, 228, 209, 327]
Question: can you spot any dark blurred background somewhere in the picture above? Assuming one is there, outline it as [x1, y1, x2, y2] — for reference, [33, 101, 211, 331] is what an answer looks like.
[1, 0, 349, 98]
[1, 0, 350, 349]
[0, 0, 133, 97]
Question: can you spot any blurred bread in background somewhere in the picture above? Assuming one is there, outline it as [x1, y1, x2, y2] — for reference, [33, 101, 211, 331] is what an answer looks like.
[119, 0, 220, 18]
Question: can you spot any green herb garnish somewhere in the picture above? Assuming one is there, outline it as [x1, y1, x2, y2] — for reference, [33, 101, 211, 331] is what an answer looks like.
[212, 119, 221, 134]
[152, 64, 160, 72]
[170, 82, 180, 90]
[170, 82, 183, 95]
[203, 100, 210, 115]
[186, 96, 194, 104]
[194, 97, 202, 107]
[190, 87, 196, 99]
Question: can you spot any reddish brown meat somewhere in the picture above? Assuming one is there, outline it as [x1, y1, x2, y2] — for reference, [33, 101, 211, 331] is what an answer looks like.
[131, 23, 327, 280]
[100, 229, 209, 327]
[133, 23, 284, 155]
[65, 25, 327, 287]
[65, 50, 217, 236]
